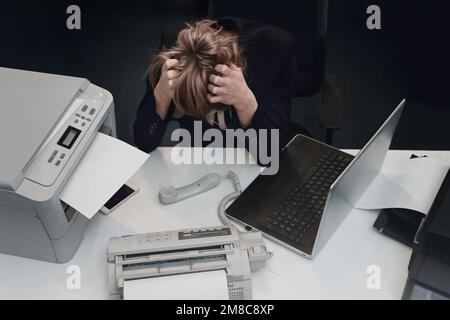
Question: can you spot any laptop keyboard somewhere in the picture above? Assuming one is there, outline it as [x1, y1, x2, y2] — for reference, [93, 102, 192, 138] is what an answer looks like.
[263, 151, 353, 243]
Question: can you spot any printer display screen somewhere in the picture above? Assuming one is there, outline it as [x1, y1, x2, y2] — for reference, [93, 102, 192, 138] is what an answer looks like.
[58, 126, 81, 149]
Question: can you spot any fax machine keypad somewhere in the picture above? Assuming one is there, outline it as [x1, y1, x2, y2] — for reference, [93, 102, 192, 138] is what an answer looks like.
[137, 232, 170, 244]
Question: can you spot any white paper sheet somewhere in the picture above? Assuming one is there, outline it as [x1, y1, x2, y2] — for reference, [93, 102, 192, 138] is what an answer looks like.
[60, 132, 149, 219]
[354, 157, 449, 214]
[123, 270, 229, 300]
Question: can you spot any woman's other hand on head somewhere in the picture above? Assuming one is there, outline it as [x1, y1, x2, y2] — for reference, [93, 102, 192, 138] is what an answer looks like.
[207, 63, 257, 112]
[207, 63, 258, 127]
[154, 58, 180, 119]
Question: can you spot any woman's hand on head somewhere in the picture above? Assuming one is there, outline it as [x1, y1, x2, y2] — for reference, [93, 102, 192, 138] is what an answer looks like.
[207, 63, 258, 127]
[153, 58, 179, 119]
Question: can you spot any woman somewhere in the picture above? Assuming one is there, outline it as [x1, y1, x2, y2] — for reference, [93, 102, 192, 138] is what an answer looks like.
[134, 17, 297, 153]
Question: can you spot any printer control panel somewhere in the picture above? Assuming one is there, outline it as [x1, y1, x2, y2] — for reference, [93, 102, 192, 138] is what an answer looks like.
[119, 227, 231, 247]
[108, 226, 236, 256]
[128, 232, 172, 245]
[26, 99, 104, 187]
[178, 227, 232, 240]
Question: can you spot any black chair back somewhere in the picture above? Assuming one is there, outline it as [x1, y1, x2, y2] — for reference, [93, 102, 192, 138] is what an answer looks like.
[209, 0, 329, 97]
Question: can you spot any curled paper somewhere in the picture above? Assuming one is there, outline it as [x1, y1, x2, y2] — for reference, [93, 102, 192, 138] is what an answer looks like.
[354, 157, 449, 214]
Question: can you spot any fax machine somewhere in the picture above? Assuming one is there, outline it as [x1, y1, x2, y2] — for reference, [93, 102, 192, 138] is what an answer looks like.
[0, 67, 116, 263]
[108, 225, 272, 299]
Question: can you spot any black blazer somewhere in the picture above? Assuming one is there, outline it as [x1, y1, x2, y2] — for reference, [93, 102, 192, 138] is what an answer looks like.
[133, 17, 297, 153]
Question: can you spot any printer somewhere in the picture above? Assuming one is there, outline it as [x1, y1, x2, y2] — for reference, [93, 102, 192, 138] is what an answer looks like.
[402, 170, 450, 300]
[107, 225, 272, 299]
[0, 67, 116, 263]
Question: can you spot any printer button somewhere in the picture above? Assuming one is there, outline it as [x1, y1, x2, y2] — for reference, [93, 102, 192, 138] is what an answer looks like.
[81, 105, 88, 112]
[60, 153, 66, 159]
[81, 122, 86, 127]
[55, 160, 61, 167]
[74, 119, 79, 124]
[89, 108, 96, 115]
[48, 151, 58, 163]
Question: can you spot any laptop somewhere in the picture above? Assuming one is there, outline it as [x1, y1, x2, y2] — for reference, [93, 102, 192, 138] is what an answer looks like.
[226, 99, 406, 259]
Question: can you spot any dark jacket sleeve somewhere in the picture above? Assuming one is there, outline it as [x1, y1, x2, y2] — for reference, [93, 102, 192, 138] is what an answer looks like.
[246, 28, 297, 149]
[133, 81, 168, 153]
[249, 85, 292, 149]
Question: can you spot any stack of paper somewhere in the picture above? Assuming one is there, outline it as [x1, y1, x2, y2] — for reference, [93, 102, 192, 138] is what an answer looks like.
[123, 270, 229, 300]
[354, 157, 449, 214]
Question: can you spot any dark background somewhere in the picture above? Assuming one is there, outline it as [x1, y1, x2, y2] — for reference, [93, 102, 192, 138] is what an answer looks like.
[1, 0, 449, 150]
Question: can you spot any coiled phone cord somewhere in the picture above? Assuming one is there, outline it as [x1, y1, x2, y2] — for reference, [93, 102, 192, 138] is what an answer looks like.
[218, 171, 243, 230]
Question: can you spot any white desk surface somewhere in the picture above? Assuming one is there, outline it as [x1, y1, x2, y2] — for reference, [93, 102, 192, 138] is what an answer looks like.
[0, 148, 449, 300]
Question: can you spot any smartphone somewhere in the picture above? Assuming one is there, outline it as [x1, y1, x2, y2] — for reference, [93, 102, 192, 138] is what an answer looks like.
[100, 182, 139, 215]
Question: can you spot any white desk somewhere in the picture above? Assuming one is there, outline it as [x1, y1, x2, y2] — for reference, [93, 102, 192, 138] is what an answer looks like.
[1, 148, 449, 300]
